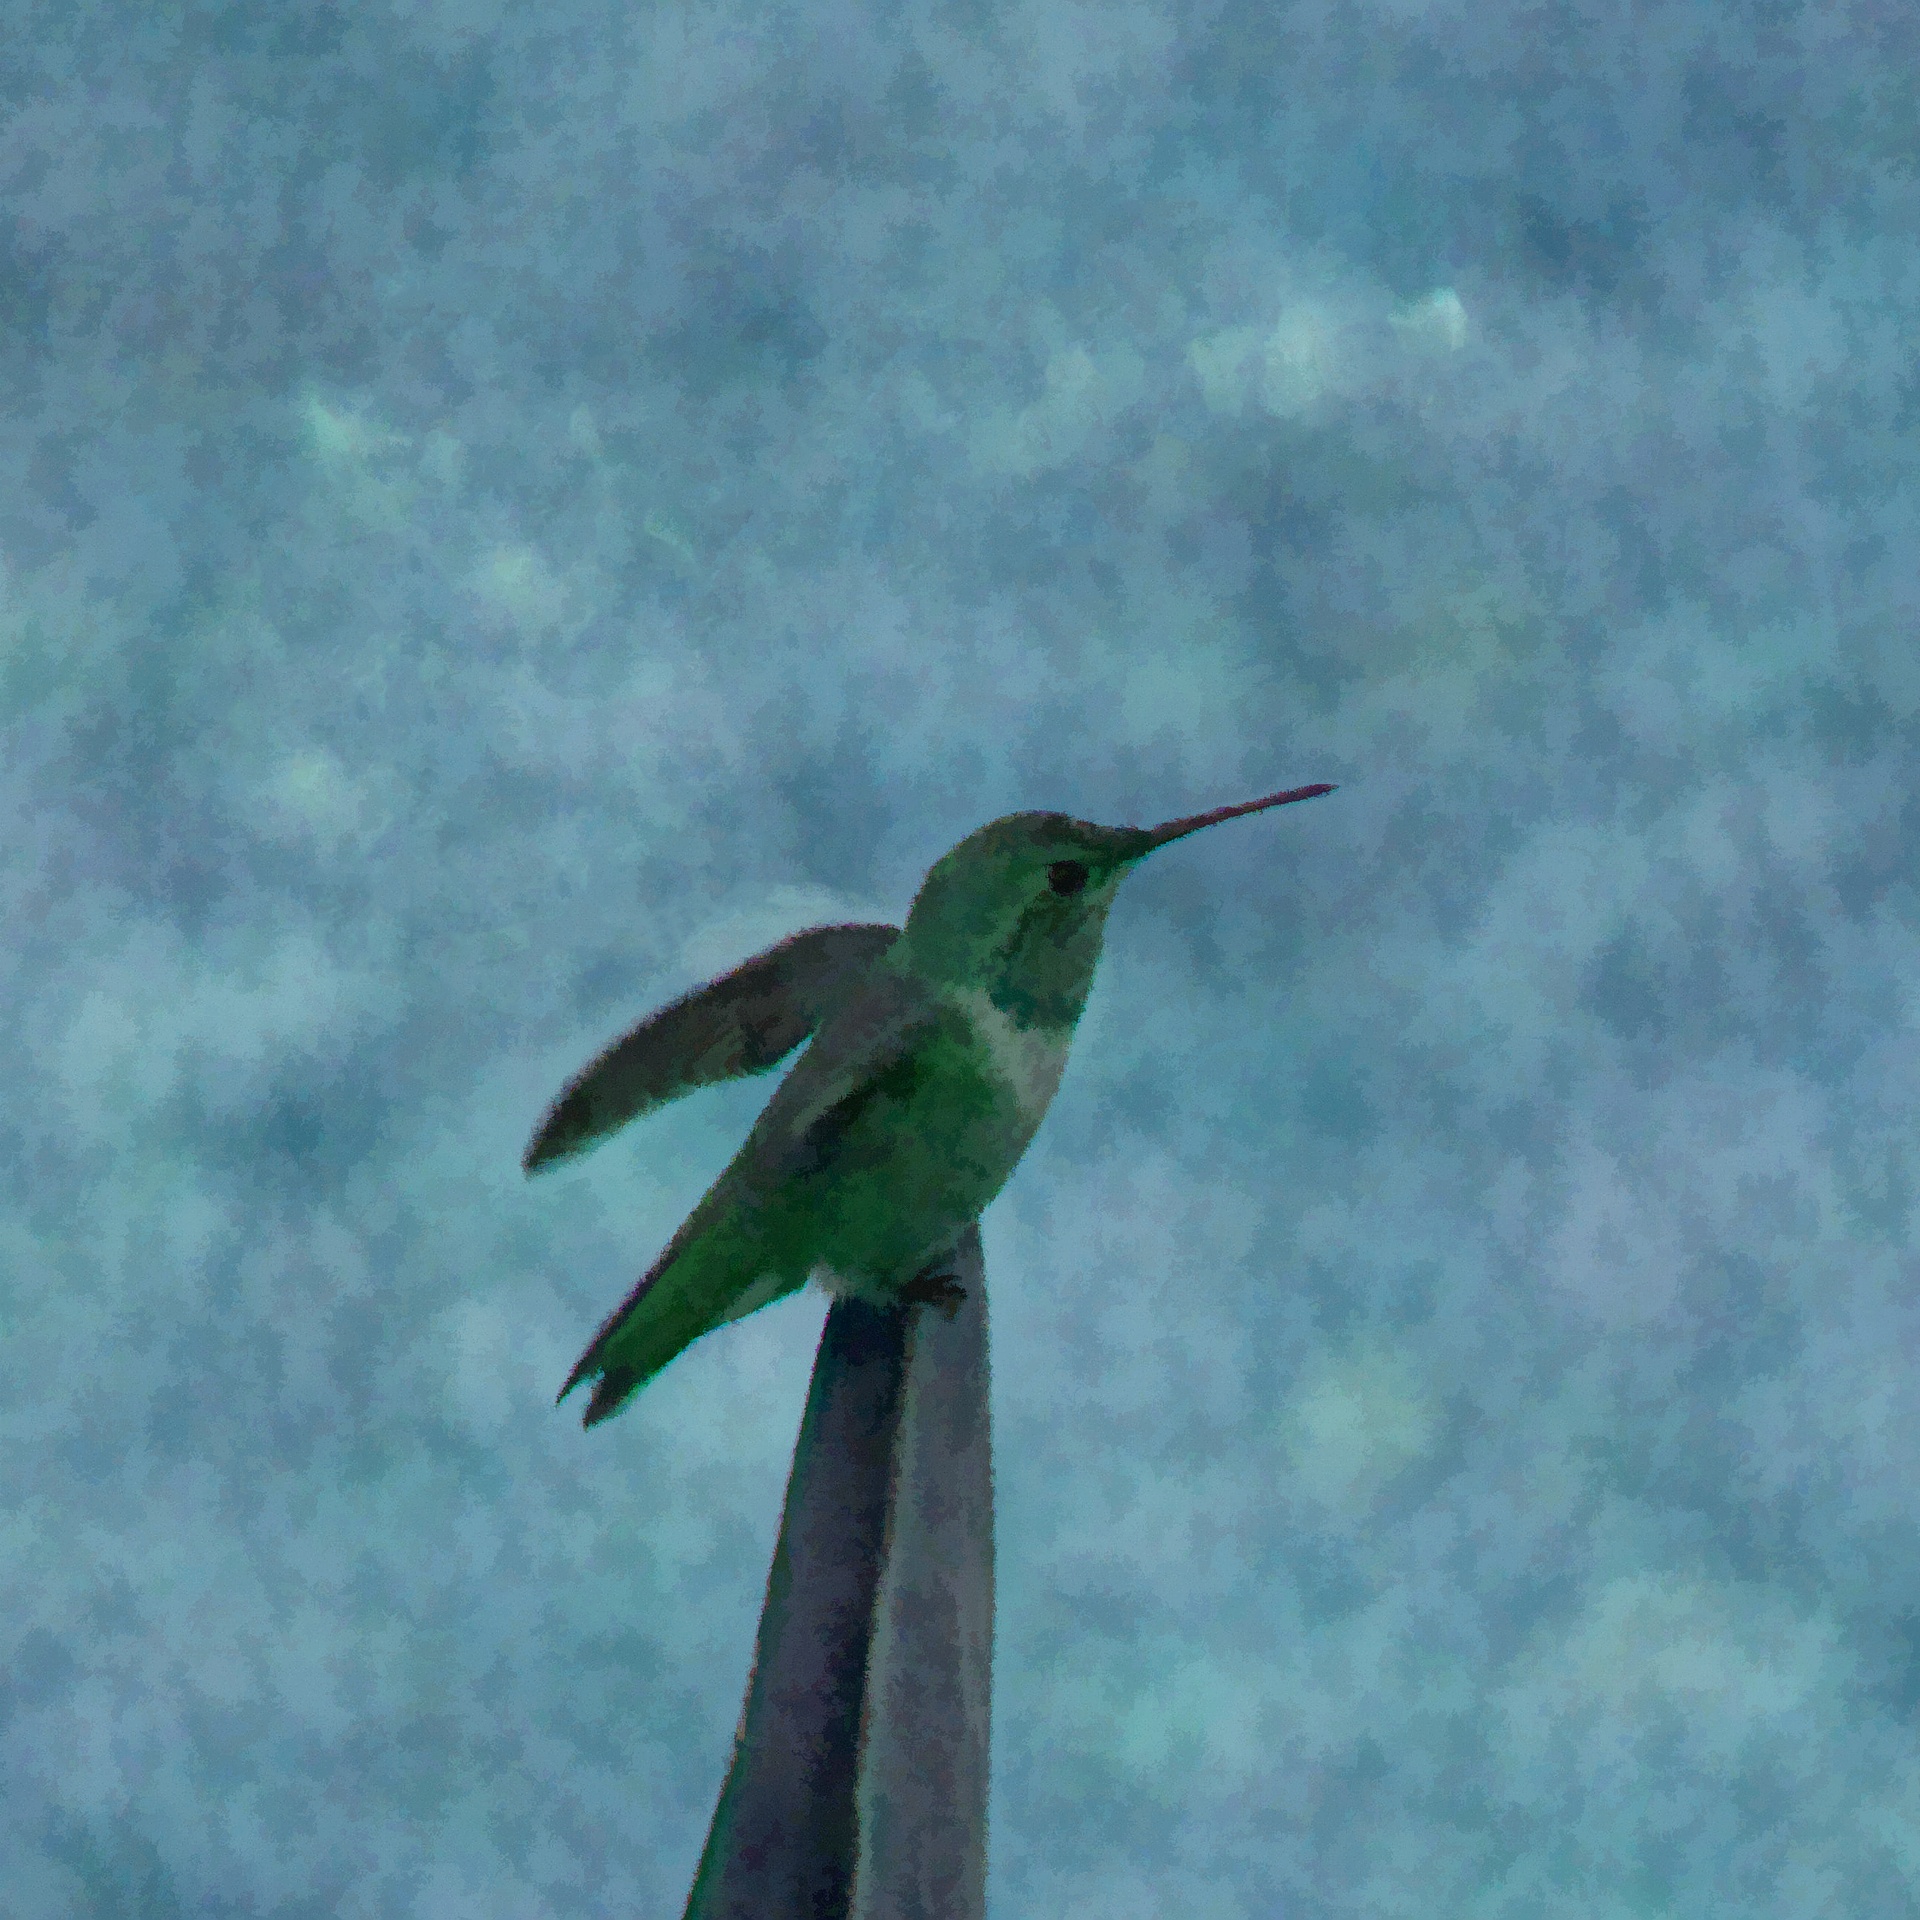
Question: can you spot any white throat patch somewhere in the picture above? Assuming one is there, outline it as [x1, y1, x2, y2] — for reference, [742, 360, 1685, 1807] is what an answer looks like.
[943, 984, 1072, 1123]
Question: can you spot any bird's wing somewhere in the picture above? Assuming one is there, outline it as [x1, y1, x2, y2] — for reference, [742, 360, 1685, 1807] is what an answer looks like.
[560, 962, 949, 1426]
[523, 922, 900, 1173]
[725, 955, 951, 1194]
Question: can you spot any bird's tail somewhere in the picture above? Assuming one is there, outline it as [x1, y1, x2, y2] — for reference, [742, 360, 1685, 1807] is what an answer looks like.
[557, 1230, 806, 1428]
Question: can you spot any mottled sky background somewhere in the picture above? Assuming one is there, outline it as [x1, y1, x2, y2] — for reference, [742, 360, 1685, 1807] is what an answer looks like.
[6, 0, 1919, 1913]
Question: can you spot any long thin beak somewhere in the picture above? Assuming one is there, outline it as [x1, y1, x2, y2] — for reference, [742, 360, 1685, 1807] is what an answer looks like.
[1140, 782, 1337, 852]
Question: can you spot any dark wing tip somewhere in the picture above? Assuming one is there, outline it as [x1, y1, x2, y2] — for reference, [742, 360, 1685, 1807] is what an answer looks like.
[523, 1107, 588, 1176]
[555, 1347, 636, 1426]
[581, 1369, 636, 1428]
[556, 1342, 598, 1403]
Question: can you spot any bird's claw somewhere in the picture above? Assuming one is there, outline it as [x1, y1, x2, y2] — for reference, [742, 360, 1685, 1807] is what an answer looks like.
[899, 1264, 968, 1320]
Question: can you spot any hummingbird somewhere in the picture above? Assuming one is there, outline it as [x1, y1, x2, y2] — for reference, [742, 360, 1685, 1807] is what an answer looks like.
[525, 782, 1335, 1426]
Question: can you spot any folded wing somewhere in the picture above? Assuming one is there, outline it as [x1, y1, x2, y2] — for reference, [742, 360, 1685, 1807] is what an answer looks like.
[524, 922, 901, 1173]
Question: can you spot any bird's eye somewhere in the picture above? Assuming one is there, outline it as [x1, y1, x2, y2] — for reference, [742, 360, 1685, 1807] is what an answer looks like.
[1047, 860, 1089, 895]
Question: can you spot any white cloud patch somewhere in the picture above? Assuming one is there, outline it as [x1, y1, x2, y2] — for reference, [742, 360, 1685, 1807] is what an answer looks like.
[1391, 286, 1470, 352]
[470, 543, 572, 636]
[49, 919, 392, 1142]
[971, 337, 1146, 476]
[1190, 304, 1347, 418]
[302, 393, 420, 527]
[1496, 1573, 1841, 1771]
[1285, 1342, 1439, 1512]
[254, 747, 398, 855]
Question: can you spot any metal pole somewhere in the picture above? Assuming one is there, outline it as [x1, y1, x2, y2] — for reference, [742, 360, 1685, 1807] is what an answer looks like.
[683, 1224, 992, 1920]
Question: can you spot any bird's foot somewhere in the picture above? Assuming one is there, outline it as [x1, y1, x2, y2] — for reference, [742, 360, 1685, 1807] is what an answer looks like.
[899, 1263, 968, 1320]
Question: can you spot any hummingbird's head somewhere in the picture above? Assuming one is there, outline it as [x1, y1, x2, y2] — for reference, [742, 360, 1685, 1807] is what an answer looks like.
[902, 783, 1335, 1029]
[902, 812, 1144, 1028]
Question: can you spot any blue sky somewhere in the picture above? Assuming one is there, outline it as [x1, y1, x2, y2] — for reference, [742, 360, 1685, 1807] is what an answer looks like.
[7, 0, 1920, 1913]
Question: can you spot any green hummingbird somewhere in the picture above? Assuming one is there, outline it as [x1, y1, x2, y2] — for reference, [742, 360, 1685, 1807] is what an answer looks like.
[525, 782, 1335, 1426]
